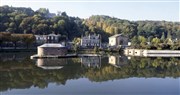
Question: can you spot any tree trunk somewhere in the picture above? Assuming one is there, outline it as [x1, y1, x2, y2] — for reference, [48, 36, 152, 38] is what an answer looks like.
[14, 42, 17, 49]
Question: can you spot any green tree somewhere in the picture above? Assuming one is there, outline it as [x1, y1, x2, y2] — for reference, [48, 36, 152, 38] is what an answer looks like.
[161, 32, 165, 41]
[21, 34, 35, 49]
[94, 46, 99, 53]
[11, 34, 21, 49]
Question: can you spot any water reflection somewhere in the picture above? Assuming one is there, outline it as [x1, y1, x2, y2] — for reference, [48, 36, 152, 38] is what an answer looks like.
[109, 55, 129, 68]
[0, 53, 180, 93]
[81, 56, 101, 68]
[36, 58, 67, 70]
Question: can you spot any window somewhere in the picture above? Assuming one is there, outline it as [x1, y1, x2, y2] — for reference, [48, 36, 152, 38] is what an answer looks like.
[36, 37, 39, 40]
[120, 40, 123, 45]
[55, 37, 58, 40]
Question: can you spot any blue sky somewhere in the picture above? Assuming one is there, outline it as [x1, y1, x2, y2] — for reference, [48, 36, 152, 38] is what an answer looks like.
[0, 0, 179, 22]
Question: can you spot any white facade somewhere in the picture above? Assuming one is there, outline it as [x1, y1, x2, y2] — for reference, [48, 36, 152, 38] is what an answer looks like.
[109, 37, 117, 46]
[35, 34, 61, 44]
[81, 34, 101, 47]
[109, 34, 128, 47]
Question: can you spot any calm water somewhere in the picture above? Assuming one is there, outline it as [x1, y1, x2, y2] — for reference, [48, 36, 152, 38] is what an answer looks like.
[0, 52, 179, 95]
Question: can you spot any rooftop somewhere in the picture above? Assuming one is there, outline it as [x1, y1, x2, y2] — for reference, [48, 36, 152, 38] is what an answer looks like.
[109, 34, 126, 38]
[35, 33, 61, 36]
[38, 43, 65, 48]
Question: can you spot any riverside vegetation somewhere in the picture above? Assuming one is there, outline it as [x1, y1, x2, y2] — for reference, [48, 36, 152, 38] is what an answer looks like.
[0, 6, 180, 50]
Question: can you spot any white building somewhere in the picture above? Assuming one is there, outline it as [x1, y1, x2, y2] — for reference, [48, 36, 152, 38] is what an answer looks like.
[109, 34, 128, 48]
[35, 34, 61, 44]
[81, 34, 101, 48]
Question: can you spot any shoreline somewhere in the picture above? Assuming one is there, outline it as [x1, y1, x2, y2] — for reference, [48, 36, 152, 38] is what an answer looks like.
[0, 48, 37, 52]
[124, 49, 180, 57]
[30, 53, 101, 59]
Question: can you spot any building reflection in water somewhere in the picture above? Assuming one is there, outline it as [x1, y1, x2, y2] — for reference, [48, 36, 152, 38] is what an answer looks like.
[36, 58, 67, 70]
[109, 55, 129, 68]
[81, 56, 101, 68]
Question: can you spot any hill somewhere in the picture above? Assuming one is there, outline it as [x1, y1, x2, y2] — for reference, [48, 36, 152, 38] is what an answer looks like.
[0, 5, 180, 42]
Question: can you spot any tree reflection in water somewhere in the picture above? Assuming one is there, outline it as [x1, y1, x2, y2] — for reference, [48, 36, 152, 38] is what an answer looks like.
[0, 53, 179, 92]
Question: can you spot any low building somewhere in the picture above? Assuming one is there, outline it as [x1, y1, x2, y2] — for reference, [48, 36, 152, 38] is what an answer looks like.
[35, 35, 47, 44]
[109, 34, 128, 48]
[37, 43, 67, 56]
[35, 34, 61, 44]
[80, 34, 101, 48]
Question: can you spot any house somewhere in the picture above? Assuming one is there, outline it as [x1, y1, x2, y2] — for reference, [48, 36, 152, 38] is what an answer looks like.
[109, 34, 128, 48]
[80, 34, 101, 48]
[35, 34, 61, 44]
[37, 43, 67, 56]
[35, 35, 47, 44]
[46, 34, 61, 43]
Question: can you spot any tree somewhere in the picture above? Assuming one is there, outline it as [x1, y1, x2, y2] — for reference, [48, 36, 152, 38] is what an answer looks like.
[73, 38, 81, 45]
[151, 37, 161, 49]
[131, 36, 140, 48]
[73, 44, 79, 53]
[11, 34, 21, 49]
[21, 34, 35, 49]
[138, 36, 147, 48]
[94, 46, 99, 53]
[161, 32, 165, 41]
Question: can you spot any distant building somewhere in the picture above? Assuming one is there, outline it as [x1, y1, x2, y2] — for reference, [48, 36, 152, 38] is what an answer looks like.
[35, 34, 61, 44]
[81, 56, 101, 68]
[80, 34, 101, 48]
[109, 34, 128, 48]
[37, 43, 67, 56]
[46, 34, 61, 43]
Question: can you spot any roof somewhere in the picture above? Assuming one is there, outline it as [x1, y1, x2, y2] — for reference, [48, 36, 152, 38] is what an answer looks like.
[109, 34, 126, 38]
[35, 34, 61, 37]
[38, 43, 65, 48]
[48, 33, 61, 36]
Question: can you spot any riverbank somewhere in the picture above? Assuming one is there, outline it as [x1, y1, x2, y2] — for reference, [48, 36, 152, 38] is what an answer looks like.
[124, 49, 180, 57]
[0, 48, 37, 52]
[30, 53, 101, 59]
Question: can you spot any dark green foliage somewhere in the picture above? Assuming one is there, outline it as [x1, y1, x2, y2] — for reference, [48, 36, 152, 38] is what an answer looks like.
[84, 15, 180, 42]
[0, 6, 180, 42]
[0, 6, 86, 40]
[0, 32, 35, 49]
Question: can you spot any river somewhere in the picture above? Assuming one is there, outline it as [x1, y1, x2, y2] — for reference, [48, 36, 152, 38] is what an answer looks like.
[0, 52, 179, 95]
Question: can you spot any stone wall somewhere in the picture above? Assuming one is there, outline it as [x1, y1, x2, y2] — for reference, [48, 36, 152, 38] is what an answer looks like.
[38, 47, 67, 56]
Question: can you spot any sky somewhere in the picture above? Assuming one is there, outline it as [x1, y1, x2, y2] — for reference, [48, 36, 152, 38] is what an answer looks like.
[0, 0, 179, 22]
